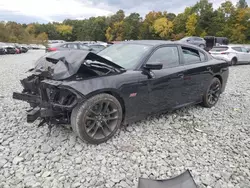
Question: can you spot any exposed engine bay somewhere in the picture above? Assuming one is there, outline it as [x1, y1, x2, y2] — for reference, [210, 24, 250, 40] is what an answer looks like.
[13, 50, 125, 127]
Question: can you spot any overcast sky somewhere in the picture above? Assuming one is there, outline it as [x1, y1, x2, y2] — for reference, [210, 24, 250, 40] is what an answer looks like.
[0, 0, 245, 23]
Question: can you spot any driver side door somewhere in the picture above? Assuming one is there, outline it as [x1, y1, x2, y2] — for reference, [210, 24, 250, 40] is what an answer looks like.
[144, 45, 187, 112]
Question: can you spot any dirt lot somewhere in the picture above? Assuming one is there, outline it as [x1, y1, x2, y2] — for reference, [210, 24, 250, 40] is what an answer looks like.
[0, 51, 250, 188]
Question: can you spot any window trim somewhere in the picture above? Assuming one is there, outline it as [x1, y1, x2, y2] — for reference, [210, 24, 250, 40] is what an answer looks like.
[199, 51, 208, 62]
[143, 44, 181, 69]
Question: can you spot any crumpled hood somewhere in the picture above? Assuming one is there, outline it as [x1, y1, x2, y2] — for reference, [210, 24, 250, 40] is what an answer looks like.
[32, 50, 125, 80]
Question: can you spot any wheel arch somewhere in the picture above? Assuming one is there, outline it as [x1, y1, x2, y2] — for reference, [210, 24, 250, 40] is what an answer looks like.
[232, 56, 238, 62]
[214, 74, 223, 86]
[85, 89, 126, 119]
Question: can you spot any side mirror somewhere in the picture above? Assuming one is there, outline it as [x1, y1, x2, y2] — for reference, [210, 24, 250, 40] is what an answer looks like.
[144, 63, 163, 70]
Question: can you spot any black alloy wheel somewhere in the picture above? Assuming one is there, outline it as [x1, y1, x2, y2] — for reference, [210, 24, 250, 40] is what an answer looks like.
[71, 93, 123, 144]
[85, 101, 119, 139]
[202, 77, 222, 108]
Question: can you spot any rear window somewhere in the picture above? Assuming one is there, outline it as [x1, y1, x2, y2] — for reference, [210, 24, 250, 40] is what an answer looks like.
[210, 47, 228, 52]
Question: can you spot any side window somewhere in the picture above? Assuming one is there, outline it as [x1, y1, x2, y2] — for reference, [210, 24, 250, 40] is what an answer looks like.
[182, 47, 201, 64]
[68, 44, 78, 49]
[232, 47, 242, 52]
[194, 37, 202, 41]
[241, 47, 248, 53]
[147, 46, 179, 68]
[61, 44, 67, 48]
[79, 44, 90, 50]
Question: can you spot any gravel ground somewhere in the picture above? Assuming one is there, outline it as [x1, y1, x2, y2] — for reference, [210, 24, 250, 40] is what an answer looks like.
[0, 50, 250, 188]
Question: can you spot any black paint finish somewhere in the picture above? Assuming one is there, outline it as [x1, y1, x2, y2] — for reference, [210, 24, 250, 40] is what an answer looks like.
[13, 41, 229, 125]
[61, 42, 228, 124]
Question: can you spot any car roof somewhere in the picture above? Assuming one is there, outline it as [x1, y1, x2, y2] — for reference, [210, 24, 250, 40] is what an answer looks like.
[118, 40, 187, 46]
[118, 40, 172, 46]
[213, 45, 244, 48]
[118, 40, 206, 50]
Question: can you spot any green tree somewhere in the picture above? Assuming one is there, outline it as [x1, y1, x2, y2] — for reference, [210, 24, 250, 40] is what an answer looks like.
[0, 22, 9, 42]
[186, 13, 197, 36]
[56, 24, 73, 40]
[237, 0, 248, 9]
[140, 11, 166, 39]
[36, 32, 48, 45]
[153, 17, 173, 39]
[123, 13, 141, 40]
[173, 7, 192, 35]
[192, 0, 215, 35]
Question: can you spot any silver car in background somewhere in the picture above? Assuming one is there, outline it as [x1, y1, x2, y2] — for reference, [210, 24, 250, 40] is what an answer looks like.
[179, 36, 206, 49]
[209, 45, 250, 65]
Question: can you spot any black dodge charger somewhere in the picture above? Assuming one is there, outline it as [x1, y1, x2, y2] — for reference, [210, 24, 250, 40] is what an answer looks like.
[13, 40, 229, 144]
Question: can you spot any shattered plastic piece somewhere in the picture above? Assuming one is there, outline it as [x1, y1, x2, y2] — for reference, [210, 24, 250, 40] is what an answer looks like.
[137, 170, 197, 188]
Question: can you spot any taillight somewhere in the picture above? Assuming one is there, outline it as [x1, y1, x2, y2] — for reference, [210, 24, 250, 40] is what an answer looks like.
[48, 47, 57, 52]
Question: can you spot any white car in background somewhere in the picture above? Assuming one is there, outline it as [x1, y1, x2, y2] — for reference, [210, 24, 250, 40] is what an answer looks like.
[209, 45, 250, 65]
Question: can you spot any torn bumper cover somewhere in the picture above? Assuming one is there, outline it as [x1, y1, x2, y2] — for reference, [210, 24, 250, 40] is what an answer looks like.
[13, 78, 82, 123]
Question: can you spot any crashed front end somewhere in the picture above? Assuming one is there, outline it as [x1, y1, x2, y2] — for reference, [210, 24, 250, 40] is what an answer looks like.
[13, 72, 84, 125]
[13, 50, 124, 125]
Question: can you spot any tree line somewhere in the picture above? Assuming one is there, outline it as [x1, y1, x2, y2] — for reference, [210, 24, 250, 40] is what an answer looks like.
[0, 0, 249, 44]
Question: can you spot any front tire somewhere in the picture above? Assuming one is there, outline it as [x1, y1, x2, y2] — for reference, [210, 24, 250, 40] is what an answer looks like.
[71, 93, 123, 144]
[202, 77, 222, 108]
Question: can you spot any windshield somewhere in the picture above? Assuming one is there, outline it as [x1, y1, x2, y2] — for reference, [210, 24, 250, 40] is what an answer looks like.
[98, 43, 152, 69]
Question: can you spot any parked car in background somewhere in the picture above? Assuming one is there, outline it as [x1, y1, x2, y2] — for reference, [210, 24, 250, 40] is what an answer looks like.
[0, 43, 7, 55]
[209, 45, 250, 65]
[87, 44, 106, 53]
[13, 40, 229, 144]
[4, 45, 17, 54]
[21, 45, 29, 53]
[48, 40, 66, 44]
[14, 44, 22, 54]
[179, 36, 206, 49]
[0, 47, 6, 54]
[46, 42, 94, 53]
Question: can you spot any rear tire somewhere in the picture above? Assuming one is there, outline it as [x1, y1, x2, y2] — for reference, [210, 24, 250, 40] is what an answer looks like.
[230, 57, 237, 66]
[71, 93, 123, 144]
[202, 77, 222, 108]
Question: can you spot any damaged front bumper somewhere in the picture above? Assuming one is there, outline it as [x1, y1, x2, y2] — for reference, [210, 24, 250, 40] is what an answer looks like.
[13, 76, 83, 124]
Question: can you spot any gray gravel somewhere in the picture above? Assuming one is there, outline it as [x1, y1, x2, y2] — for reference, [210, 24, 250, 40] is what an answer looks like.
[0, 51, 250, 188]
